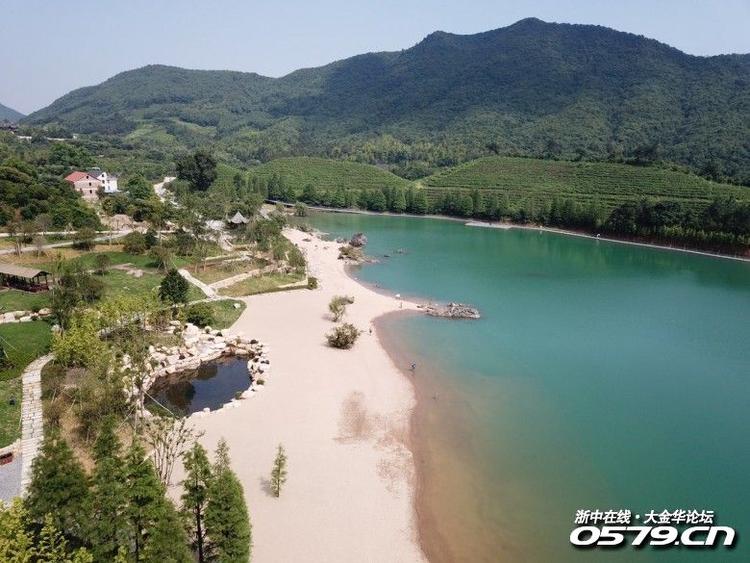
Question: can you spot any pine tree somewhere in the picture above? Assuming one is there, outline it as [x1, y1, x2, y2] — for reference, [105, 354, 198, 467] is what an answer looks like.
[270, 444, 287, 497]
[391, 188, 407, 213]
[205, 439, 252, 562]
[89, 416, 129, 560]
[26, 429, 91, 540]
[411, 189, 428, 215]
[181, 442, 213, 562]
[124, 441, 191, 562]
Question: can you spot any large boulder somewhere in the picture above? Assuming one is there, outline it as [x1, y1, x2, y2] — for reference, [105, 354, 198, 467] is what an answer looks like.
[349, 233, 368, 247]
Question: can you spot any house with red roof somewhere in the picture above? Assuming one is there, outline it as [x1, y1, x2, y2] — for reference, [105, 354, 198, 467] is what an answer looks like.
[64, 171, 102, 201]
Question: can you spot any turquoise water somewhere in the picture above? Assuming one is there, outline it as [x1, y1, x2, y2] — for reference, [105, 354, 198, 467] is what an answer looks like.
[307, 212, 750, 563]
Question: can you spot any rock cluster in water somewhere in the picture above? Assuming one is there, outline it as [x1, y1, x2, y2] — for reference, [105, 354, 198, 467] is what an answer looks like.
[349, 232, 368, 247]
[421, 302, 481, 319]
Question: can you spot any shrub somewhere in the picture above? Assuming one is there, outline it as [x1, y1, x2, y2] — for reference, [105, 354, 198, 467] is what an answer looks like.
[159, 269, 189, 303]
[122, 231, 148, 254]
[326, 323, 360, 349]
[328, 295, 354, 321]
[72, 228, 96, 250]
[185, 302, 215, 328]
[307, 276, 318, 289]
[94, 253, 111, 275]
[294, 202, 308, 217]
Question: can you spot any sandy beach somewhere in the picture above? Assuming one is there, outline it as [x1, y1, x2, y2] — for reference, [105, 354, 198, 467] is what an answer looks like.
[172, 228, 427, 562]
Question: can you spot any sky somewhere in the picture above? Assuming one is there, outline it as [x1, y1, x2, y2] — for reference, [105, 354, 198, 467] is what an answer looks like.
[2, 0, 749, 114]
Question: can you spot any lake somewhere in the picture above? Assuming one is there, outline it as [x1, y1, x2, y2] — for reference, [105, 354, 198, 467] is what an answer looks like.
[307, 212, 750, 563]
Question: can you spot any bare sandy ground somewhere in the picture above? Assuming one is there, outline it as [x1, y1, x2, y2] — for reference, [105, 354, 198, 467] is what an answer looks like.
[172, 228, 426, 562]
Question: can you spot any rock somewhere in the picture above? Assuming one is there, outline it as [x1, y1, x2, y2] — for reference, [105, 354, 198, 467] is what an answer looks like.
[204, 326, 212, 334]
[184, 323, 200, 336]
[38, 308, 51, 316]
[169, 320, 181, 327]
[424, 302, 481, 320]
[19, 315, 32, 323]
[233, 302, 241, 309]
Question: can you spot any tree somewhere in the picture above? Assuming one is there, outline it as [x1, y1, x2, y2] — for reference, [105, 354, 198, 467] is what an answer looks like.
[26, 430, 91, 539]
[328, 295, 354, 322]
[143, 413, 200, 486]
[123, 231, 148, 254]
[33, 234, 47, 257]
[176, 150, 218, 192]
[149, 245, 173, 272]
[411, 189, 428, 215]
[181, 443, 213, 563]
[94, 253, 111, 275]
[0, 500, 93, 563]
[301, 183, 319, 205]
[124, 441, 191, 562]
[159, 269, 189, 304]
[326, 323, 360, 349]
[270, 444, 287, 497]
[391, 188, 407, 213]
[89, 416, 129, 561]
[294, 201, 308, 217]
[205, 439, 252, 562]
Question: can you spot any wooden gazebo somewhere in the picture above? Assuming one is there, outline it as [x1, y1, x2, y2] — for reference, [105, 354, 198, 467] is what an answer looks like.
[0, 263, 51, 292]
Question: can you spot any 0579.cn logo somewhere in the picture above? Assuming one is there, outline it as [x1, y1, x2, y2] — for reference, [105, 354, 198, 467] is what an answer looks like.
[570, 509, 736, 548]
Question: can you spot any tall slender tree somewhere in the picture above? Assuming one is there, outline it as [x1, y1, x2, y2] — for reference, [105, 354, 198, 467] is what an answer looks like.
[205, 439, 252, 562]
[89, 416, 129, 560]
[26, 429, 91, 540]
[270, 444, 288, 498]
[181, 442, 213, 562]
[123, 441, 191, 562]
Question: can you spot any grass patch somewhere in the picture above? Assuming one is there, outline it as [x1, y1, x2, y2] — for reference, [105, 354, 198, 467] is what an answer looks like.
[191, 258, 268, 285]
[0, 378, 21, 447]
[99, 270, 203, 302]
[0, 321, 53, 447]
[0, 321, 52, 381]
[0, 289, 51, 312]
[205, 299, 246, 329]
[219, 272, 306, 297]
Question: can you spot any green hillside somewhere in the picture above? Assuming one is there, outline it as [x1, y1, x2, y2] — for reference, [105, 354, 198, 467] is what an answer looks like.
[425, 157, 750, 213]
[0, 102, 24, 123]
[248, 157, 411, 193]
[24, 19, 750, 184]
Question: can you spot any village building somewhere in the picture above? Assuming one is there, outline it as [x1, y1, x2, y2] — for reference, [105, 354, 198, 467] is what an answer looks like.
[87, 167, 119, 193]
[64, 171, 101, 201]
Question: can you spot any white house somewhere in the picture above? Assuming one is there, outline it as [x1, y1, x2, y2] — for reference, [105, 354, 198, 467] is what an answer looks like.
[87, 167, 119, 193]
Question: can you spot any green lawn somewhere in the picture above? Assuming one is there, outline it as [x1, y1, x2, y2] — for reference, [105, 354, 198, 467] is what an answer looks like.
[191, 258, 269, 285]
[100, 270, 205, 302]
[72, 249, 190, 271]
[0, 321, 53, 447]
[204, 299, 246, 329]
[219, 272, 306, 297]
[0, 289, 51, 313]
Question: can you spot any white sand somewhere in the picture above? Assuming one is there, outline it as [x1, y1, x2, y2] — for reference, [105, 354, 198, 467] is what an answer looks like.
[173, 228, 426, 562]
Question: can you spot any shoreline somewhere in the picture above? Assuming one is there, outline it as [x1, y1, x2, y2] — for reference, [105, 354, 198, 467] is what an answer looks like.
[287, 202, 750, 263]
[172, 228, 428, 562]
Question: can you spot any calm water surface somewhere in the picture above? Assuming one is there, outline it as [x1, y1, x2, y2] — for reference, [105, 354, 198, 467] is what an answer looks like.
[308, 212, 750, 563]
[147, 357, 251, 415]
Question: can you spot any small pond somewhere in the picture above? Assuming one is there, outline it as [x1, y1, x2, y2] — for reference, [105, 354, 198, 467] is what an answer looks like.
[146, 356, 251, 416]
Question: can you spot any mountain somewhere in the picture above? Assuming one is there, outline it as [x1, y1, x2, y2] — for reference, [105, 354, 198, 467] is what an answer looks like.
[0, 102, 24, 123]
[23, 18, 750, 183]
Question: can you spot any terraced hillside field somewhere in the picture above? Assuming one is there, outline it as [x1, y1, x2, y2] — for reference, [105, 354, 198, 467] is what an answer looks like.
[425, 157, 749, 213]
[248, 157, 411, 194]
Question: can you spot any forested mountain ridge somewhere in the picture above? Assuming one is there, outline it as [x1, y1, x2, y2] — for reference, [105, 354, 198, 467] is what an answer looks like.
[0, 102, 24, 123]
[24, 18, 750, 183]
